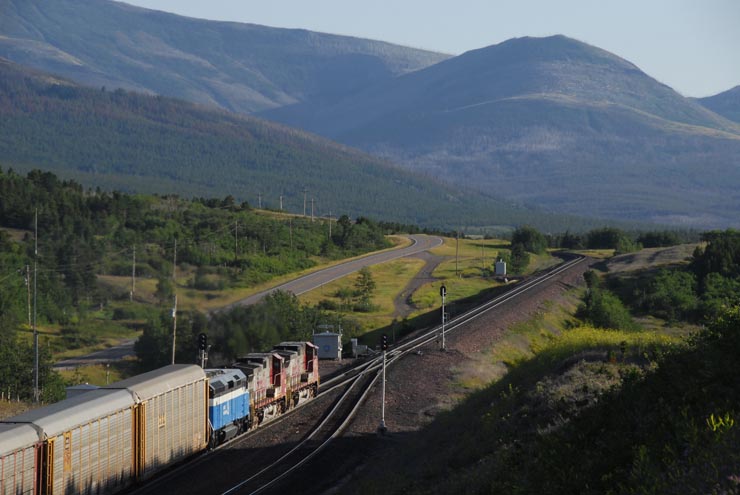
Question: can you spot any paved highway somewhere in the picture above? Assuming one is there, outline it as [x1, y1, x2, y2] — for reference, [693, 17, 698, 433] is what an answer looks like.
[55, 235, 443, 368]
[217, 234, 443, 312]
[53, 338, 137, 370]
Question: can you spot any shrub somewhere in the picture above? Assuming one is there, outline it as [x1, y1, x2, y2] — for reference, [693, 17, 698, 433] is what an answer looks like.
[577, 288, 640, 331]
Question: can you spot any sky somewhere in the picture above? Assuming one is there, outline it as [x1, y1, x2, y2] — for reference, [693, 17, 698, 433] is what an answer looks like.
[122, 0, 740, 97]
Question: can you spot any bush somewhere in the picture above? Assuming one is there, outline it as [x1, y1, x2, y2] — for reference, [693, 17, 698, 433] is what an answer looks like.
[640, 269, 698, 322]
[191, 269, 227, 290]
[577, 288, 640, 331]
[317, 299, 339, 310]
[112, 307, 139, 320]
[511, 226, 547, 254]
[509, 243, 530, 274]
[60, 327, 98, 349]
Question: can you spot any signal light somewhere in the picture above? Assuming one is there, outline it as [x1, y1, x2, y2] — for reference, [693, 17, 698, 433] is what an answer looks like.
[381, 334, 388, 351]
[198, 332, 208, 351]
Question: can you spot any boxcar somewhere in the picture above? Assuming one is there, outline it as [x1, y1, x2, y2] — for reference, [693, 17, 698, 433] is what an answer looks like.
[0, 423, 41, 495]
[106, 364, 207, 481]
[1, 389, 136, 495]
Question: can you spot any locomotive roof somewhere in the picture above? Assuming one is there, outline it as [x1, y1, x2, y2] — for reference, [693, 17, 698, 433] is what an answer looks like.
[275, 341, 317, 349]
[236, 352, 284, 366]
[105, 364, 206, 402]
[0, 422, 41, 455]
[0, 389, 134, 439]
[207, 368, 246, 388]
[273, 349, 297, 360]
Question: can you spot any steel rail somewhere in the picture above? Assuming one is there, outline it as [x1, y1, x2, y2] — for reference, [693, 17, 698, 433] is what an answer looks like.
[135, 253, 585, 495]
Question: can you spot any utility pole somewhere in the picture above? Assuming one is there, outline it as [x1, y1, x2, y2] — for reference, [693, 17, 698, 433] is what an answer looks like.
[171, 237, 178, 365]
[440, 285, 447, 351]
[25, 265, 31, 328]
[311, 197, 314, 222]
[130, 245, 136, 301]
[234, 220, 238, 262]
[455, 230, 460, 277]
[33, 209, 39, 403]
[171, 294, 177, 365]
[328, 211, 332, 239]
[279, 195, 283, 211]
[303, 188, 307, 216]
[289, 217, 293, 251]
[258, 193, 262, 209]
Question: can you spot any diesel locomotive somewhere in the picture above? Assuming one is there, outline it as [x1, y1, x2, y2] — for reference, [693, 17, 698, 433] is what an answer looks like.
[0, 341, 319, 495]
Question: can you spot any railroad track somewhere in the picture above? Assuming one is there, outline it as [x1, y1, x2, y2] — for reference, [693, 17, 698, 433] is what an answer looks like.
[215, 253, 585, 494]
[131, 254, 584, 495]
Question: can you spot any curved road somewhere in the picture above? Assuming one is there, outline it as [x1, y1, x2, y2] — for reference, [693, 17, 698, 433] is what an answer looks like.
[54, 339, 137, 371]
[55, 235, 442, 368]
[217, 234, 443, 312]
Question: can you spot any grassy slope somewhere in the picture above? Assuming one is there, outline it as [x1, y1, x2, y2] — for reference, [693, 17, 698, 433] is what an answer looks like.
[696, 85, 740, 123]
[351, 300, 694, 494]
[297, 236, 550, 335]
[348, 246, 740, 494]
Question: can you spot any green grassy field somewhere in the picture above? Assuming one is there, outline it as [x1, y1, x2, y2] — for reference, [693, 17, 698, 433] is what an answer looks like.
[57, 361, 137, 387]
[299, 257, 427, 331]
[296, 236, 559, 338]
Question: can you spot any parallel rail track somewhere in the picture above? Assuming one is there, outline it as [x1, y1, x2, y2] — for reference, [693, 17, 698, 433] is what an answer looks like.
[217, 253, 585, 494]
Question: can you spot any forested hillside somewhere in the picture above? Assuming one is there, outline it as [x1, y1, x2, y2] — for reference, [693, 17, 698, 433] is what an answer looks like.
[0, 57, 613, 231]
[0, 168, 394, 401]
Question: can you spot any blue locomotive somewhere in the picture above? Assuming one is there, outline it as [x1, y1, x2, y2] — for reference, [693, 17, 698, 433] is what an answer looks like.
[0, 341, 320, 495]
[206, 368, 251, 447]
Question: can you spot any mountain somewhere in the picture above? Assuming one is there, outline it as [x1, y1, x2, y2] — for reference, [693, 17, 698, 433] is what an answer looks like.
[4, 0, 738, 228]
[0, 0, 448, 113]
[695, 86, 740, 123]
[0, 57, 600, 231]
[264, 36, 740, 228]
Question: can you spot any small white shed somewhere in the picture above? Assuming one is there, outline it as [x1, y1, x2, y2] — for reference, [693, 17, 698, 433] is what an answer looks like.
[313, 332, 343, 360]
[495, 259, 507, 276]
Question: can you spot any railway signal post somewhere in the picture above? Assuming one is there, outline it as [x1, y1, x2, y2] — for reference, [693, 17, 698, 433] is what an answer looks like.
[440, 285, 447, 351]
[379, 333, 388, 434]
[198, 333, 208, 367]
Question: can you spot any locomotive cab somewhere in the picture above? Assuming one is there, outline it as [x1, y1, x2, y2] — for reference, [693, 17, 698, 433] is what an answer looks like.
[233, 352, 287, 425]
[205, 369, 250, 447]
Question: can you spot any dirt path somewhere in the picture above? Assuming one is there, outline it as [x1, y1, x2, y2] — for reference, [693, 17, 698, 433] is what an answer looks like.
[217, 234, 443, 313]
[392, 251, 446, 317]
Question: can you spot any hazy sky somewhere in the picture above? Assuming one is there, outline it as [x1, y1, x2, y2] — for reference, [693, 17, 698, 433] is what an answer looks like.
[122, 0, 740, 97]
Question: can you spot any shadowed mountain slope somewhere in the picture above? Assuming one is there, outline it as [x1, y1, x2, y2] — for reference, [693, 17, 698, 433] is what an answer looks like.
[0, 0, 449, 113]
[0, 57, 604, 231]
[264, 36, 740, 228]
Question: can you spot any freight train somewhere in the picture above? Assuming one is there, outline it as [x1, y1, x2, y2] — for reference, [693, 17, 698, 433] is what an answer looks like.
[0, 341, 319, 495]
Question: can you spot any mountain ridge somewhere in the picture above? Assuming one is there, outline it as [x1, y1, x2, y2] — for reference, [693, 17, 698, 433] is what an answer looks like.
[1, 56, 611, 231]
[263, 36, 740, 228]
[3, 2, 740, 228]
[695, 85, 740, 124]
[265, 35, 738, 137]
[0, 0, 449, 113]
